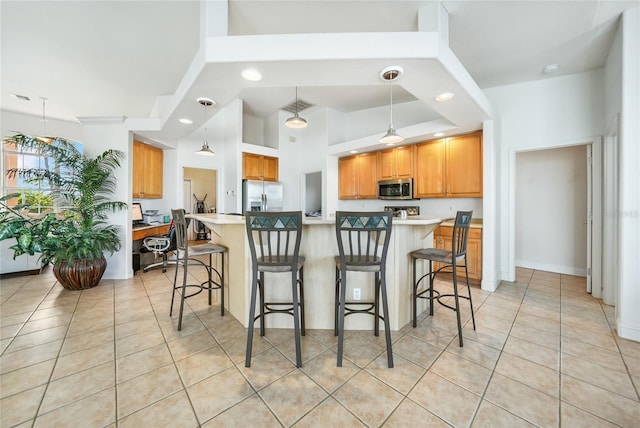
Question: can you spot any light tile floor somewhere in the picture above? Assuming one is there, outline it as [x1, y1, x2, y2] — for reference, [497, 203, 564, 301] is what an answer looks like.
[1, 266, 639, 427]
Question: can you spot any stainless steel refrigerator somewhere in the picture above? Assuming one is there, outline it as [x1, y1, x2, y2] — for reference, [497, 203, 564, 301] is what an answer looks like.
[242, 179, 284, 213]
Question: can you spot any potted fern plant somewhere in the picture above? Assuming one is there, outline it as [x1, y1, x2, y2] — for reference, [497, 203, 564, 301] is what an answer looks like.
[0, 134, 127, 289]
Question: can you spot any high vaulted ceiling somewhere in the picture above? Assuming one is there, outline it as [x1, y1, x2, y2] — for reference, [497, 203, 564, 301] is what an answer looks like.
[1, 1, 636, 142]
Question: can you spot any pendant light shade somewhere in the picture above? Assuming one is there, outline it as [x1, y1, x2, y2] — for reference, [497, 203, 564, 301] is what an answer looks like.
[379, 126, 404, 145]
[285, 87, 308, 129]
[196, 97, 216, 156]
[196, 141, 215, 156]
[379, 66, 404, 145]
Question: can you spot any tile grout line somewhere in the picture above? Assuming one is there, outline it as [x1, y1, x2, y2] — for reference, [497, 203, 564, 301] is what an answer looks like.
[30, 279, 83, 428]
[141, 269, 205, 427]
[466, 269, 533, 427]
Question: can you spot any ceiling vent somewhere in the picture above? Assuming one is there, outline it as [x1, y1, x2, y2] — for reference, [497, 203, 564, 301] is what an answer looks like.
[281, 98, 314, 114]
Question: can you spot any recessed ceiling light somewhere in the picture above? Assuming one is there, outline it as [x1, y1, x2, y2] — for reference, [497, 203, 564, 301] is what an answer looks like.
[179, 118, 193, 125]
[543, 64, 560, 74]
[196, 96, 216, 107]
[241, 68, 262, 82]
[434, 132, 445, 137]
[350, 150, 358, 154]
[435, 92, 454, 102]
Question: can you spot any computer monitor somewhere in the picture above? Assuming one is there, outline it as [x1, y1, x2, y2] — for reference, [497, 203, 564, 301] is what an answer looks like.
[132, 202, 143, 224]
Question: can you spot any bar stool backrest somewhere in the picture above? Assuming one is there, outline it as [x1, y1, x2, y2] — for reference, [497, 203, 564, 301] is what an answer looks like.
[171, 209, 190, 257]
[335, 211, 393, 269]
[452, 210, 473, 260]
[245, 211, 303, 271]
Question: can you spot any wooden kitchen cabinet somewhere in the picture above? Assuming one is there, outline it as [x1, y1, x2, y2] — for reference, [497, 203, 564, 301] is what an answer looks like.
[378, 145, 414, 180]
[414, 131, 482, 198]
[447, 132, 483, 197]
[338, 152, 377, 199]
[434, 225, 482, 283]
[243, 152, 279, 181]
[414, 138, 446, 197]
[132, 141, 163, 199]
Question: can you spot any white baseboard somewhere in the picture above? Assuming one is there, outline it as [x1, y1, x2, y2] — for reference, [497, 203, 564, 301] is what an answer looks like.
[617, 321, 640, 342]
[515, 259, 587, 277]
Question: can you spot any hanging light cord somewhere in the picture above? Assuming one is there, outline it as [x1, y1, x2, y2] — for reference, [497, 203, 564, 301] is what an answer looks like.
[388, 78, 394, 127]
[41, 97, 48, 137]
[203, 102, 208, 145]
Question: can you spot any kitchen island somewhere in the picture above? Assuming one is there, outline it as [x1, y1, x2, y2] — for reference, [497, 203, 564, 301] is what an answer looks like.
[188, 213, 444, 330]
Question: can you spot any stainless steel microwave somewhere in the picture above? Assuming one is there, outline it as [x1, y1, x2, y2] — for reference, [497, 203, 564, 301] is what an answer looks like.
[378, 178, 413, 200]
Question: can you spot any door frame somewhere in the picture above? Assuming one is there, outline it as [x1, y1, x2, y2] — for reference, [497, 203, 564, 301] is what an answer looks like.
[601, 116, 619, 306]
[508, 136, 602, 290]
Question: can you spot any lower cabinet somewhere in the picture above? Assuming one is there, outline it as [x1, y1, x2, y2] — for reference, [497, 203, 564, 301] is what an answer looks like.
[434, 226, 482, 283]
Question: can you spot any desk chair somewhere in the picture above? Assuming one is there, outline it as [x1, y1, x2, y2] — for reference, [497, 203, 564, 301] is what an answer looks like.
[410, 210, 476, 347]
[141, 222, 176, 273]
[334, 211, 393, 368]
[171, 209, 227, 331]
[245, 211, 305, 368]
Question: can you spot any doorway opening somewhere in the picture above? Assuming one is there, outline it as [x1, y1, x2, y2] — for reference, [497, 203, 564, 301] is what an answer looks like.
[513, 140, 602, 297]
[183, 167, 217, 240]
[304, 171, 322, 217]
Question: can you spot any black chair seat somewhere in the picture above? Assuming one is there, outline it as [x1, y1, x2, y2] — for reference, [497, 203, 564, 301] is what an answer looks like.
[258, 256, 306, 272]
[410, 248, 466, 265]
[333, 255, 382, 272]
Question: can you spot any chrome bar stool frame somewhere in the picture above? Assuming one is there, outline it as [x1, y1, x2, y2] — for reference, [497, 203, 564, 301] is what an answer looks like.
[170, 209, 226, 331]
[410, 210, 476, 346]
[245, 211, 305, 368]
[334, 211, 394, 368]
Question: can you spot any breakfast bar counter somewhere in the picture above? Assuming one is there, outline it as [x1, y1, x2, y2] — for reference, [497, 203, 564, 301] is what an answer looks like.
[188, 213, 444, 330]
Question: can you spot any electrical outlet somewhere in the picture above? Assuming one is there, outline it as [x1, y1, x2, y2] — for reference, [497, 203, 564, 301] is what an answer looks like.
[353, 288, 361, 300]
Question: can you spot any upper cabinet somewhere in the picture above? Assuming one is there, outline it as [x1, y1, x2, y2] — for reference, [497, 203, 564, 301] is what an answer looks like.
[378, 145, 414, 180]
[446, 132, 483, 197]
[414, 131, 483, 198]
[414, 139, 446, 198]
[132, 141, 163, 199]
[242, 152, 279, 181]
[338, 152, 378, 199]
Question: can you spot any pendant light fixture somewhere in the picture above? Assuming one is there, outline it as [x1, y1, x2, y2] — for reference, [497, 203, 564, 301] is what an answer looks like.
[196, 97, 215, 156]
[379, 66, 404, 145]
[285, 87, 308, 129]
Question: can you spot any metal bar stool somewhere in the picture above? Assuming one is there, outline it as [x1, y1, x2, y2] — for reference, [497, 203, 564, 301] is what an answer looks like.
[245, 211, 305, 368]
[410, 210, 476, 346]
[334, 211, 393, 368]
[170, 209, 227, 331]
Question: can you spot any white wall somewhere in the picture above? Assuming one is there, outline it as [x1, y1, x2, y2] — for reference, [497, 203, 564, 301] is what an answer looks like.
[515, 146, 588, 275]
[610, 7, 640, 342]
[277, 108, 330, 212]
[485, 70, 605, 283]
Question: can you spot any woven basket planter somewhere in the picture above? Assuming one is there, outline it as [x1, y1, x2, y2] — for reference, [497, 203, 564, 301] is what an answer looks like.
[53, 255, 107, 290]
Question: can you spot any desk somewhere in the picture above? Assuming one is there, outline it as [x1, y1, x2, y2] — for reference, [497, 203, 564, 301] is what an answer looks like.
[132, 223, 171, 241]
